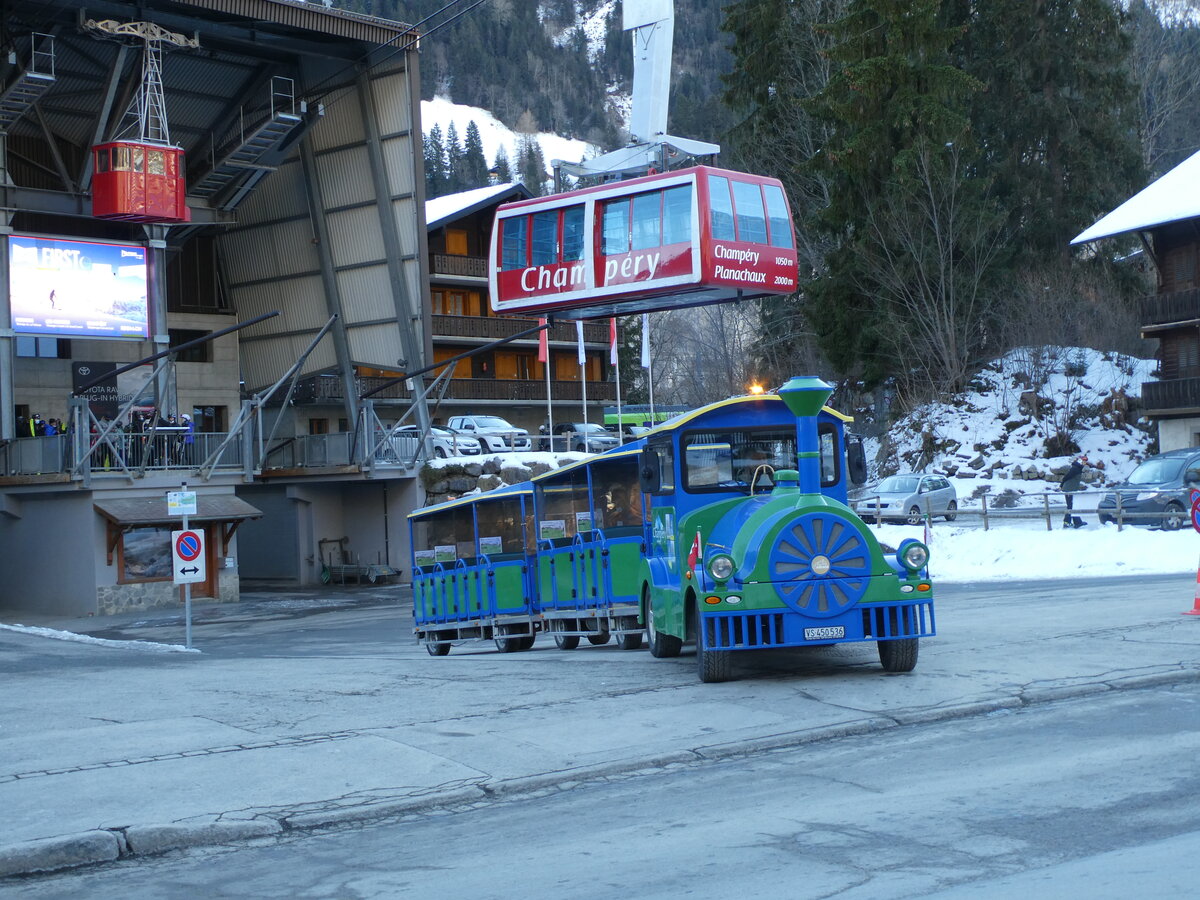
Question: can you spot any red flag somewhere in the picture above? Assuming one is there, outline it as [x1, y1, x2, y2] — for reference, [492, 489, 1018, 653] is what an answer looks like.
[609, 318, 618, 366]
[538, 317, 548, 364]
[687, 530, 701, 572]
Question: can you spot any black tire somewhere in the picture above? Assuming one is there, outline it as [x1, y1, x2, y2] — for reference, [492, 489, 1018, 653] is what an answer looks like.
[554, 634, 580, 651]
[1163, 502, 1185, 531]
[1099, 513, 1114, 525]
[645, 588, 682, 658]
[616, 632, 643, 650]
[944, 500, 957, 522]
[426, 636, 450, 657]
[906, 506, 923, 526]
[878, 638, 919, 672]
[495, 626, 521, 653]
[587, 631, 610, 646]
[574, 443, 586, 453]
[517, 635, 536, 651]
[434, 446, 447, 458]
[696, 606, 732, 683]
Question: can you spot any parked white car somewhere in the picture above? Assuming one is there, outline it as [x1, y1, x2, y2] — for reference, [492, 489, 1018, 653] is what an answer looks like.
[393, 424, 482, 458]
[446, 415, 532, 452]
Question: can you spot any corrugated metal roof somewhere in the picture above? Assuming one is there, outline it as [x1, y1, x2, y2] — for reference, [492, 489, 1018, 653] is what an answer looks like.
[174, 0, 417, 44]
[95, 493, 262, 524]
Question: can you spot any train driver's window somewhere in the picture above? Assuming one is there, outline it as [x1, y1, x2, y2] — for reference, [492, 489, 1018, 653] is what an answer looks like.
[662, 185, 693, 245]
[562, 206, 585, 261]
[818, 422, 841, 488]
[685, 443, 734, 489]
[531, 211, 558, 266]
[732, 180, 767, 244]
[632, 191, 662, 250]
[763, 184, 794, 249]
[501, 216, 528, 270]
[602, 199, 631, 256]
[708, 175, 736, 240]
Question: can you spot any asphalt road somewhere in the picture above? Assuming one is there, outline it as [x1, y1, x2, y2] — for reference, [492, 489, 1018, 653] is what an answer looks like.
[6, 684, 1196, 899]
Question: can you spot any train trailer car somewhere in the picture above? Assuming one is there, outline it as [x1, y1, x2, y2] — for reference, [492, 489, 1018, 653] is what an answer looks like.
[532, 448, 649, 650]
[635, 376, 935, 682]
[410, 482, 539, 655]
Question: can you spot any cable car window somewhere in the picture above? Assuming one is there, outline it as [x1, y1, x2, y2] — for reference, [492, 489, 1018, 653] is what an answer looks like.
[732, 180, 767, 244]
[114, 146, 131, 172]
[96, 149, 110, 173]
[147, 150, 166, 176]
[663, 185, 692, 245]
[708, 175, 735, 240]
[132, 147, 145, 174]
[531, 211, 558, 266]
[763, 184, 794, 250]
[501, 217, 528, 271]
[632, 192, 662, 251]
[562, 205, 585, 261]
[602, 199, 630, 256]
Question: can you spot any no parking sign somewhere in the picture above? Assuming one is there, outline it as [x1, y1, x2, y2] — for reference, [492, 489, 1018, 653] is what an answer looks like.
[172, 529, 206, 585]
[1192, 490, 1200, 535]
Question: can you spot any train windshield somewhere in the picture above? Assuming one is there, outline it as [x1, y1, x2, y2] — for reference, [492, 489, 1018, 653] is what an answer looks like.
[681, 428, 796, 493]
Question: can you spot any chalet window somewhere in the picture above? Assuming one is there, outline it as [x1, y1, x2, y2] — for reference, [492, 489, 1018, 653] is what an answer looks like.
[1162, 330, 1200, 379]
[446, 229, 468, 256]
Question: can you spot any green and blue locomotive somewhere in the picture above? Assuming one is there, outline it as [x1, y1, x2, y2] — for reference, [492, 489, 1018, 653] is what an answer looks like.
[409, 376, 935, 682]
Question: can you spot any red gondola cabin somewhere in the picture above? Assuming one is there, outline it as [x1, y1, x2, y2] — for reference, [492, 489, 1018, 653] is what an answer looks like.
[92, 140, 190, 224]
[488, 165, 797, 319]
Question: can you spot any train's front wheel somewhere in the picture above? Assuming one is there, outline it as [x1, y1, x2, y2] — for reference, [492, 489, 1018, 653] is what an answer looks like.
[878, 638, 919, 672]
[554, 634, 580, 650]
[696, 610, 732, 683]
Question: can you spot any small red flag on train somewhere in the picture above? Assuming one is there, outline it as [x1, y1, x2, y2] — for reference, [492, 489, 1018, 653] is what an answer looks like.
[687, 530, 701, 572]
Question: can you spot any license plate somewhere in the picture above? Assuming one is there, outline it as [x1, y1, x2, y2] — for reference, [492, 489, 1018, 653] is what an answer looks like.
[804, 626, 845, 641]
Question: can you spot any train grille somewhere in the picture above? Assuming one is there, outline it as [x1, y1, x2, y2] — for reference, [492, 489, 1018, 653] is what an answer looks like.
[863, 602, 935, 639]
[703, 612, 787, 650]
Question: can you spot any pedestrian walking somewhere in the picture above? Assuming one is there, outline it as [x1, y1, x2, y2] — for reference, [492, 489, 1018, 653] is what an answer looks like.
[1060, 455, 1089, 529]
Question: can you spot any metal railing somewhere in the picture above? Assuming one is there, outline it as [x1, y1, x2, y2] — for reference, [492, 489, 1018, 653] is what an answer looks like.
[853, 489, 1189, 532]
[1, 433, 244, 477]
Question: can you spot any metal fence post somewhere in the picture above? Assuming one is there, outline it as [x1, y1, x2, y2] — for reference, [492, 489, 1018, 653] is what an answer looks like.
[981, 494, 989, 531]
[1043, 492, 1051, 531]
[1116, 492, 1123, 532]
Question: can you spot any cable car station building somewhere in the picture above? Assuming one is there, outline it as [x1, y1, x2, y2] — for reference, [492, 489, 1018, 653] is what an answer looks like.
[0, 0, 433, 615]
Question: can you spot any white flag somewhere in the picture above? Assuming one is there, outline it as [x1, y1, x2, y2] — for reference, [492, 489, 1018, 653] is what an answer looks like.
[640, 313, 650, 369]
[576, 320, 586, 367]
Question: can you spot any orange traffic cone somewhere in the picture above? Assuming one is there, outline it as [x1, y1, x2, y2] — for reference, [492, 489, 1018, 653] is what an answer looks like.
[1184, 558, 1200, 616]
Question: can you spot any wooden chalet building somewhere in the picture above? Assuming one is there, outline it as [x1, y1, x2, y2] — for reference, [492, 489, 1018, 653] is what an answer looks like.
[1073, 150, 1200, 451]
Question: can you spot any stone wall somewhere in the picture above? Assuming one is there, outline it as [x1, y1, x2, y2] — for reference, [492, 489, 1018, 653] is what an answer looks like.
[95, 568, 241, 616]
[420, 457, 560, 506]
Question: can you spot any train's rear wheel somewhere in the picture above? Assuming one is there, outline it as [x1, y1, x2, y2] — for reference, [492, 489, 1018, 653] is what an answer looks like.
[425, 635, 450, 657]
[878, 638, 919, 672]
[617, 631, 643, 650]
[587, 630, 610, 646]
[645, 589, 682, 658]
[554, 634, 580, 650]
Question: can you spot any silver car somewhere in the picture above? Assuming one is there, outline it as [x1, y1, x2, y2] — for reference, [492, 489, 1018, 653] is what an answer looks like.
[853, 473, 958, 524]
[393, 425, 482, 458]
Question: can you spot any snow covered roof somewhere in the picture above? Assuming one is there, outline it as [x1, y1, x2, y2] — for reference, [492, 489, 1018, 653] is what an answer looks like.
[425, 183, 530, 230]
[1071, 149, 1200, 245]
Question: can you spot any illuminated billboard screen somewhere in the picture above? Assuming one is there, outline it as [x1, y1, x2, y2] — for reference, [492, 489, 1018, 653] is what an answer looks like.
[9, 235, 149, 340]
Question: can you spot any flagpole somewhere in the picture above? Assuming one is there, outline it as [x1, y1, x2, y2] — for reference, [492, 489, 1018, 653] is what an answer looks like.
[540, 318, 553, 450]
[577, 320, 588, 431]
[614, 318, 624, 444]
[643, 313, 656, 424]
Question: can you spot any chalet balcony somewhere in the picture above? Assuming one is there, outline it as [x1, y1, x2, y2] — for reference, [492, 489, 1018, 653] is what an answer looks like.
[1141, 288, 1200, 328]
[430, 253, 487, 278]
[431, 314, 608, 344]
[291, 373, 616, 404]
[1142, 377, 1200, 416]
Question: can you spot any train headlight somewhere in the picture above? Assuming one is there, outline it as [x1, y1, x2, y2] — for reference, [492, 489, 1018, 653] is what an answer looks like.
[709, 554, 735, 581]
[897, 539, 929, 573]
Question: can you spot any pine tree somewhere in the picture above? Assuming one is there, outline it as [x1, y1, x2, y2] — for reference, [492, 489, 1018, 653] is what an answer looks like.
[462, 121, 489, 188]
[956, 0, 1144, 260]
[492, 146, 513, 184]
[517, 135, 547, 197]
[423, 124, 446, 199]
[804, 0, 989, 389]
[443, 122, 464, 193]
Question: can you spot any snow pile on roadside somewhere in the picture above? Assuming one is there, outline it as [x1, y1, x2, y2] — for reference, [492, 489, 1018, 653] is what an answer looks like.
[0, 623, 199, 652]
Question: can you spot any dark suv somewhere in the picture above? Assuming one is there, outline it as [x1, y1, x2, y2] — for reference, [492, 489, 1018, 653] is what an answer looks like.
[1098, 448, 1200, 530]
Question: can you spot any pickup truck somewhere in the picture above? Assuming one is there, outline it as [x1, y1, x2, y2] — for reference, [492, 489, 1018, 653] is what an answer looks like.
[446, 415, 531, 453]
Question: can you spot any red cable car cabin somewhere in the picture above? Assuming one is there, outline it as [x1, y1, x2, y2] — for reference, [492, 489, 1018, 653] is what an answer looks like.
[92, 141, 190, 224]
[488, 165, 796, 319]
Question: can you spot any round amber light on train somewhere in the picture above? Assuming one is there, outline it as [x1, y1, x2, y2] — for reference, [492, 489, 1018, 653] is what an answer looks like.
[709, 555, 734, 581]
[704, 595, 722, 605]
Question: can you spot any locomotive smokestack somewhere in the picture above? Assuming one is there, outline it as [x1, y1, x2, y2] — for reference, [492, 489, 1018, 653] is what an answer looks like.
[777, 376, 834, 491]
